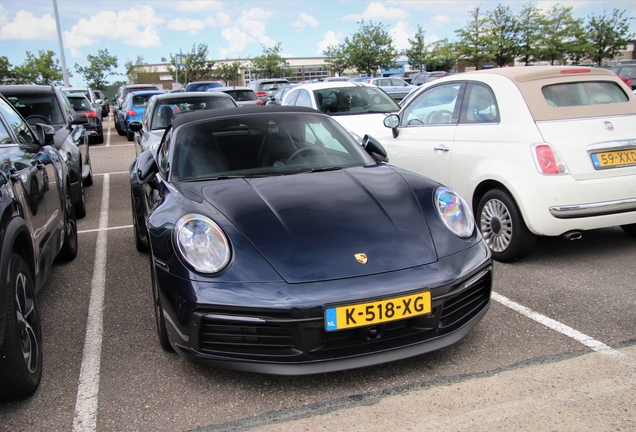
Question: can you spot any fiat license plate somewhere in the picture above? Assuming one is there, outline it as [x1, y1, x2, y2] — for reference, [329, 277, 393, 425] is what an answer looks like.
[591, 149, 636, 169]
[325, 291, 431, 331]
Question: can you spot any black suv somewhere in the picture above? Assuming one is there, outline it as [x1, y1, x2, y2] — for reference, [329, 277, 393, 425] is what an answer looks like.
[0, 94, 78, 400]
[0, 85, 93, 218]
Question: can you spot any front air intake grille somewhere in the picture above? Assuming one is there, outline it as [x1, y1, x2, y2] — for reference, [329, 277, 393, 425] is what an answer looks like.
[439, 270, 491, 329]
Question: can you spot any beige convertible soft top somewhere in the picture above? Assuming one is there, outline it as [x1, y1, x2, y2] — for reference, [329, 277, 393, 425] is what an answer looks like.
[467, 66, 636, 121]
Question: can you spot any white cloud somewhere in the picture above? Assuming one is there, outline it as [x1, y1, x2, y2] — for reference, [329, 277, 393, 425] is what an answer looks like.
[205, 12, 232, 27]
[70, 48, 83, 58]
[431, 15, 450, 27]
[176, 1, 223, 12]
[316, 30, 342, 55]
[236, 8, 275, 47]
[63, 6, 165, 48]
[344, 2, 409, 21]
[390, 21, 412, 51]
[291, 12, 319, 31]
[218, 26, 253, 58]
[168, 18, 206, 35]
[0, 10, 57, 41]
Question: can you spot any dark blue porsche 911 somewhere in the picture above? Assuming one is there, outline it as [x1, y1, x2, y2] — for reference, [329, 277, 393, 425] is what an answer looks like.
[129, 106, 492, 375]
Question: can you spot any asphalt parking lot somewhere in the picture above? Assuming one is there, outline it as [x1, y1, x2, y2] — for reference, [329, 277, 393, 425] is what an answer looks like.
[1, 117, 635, 431]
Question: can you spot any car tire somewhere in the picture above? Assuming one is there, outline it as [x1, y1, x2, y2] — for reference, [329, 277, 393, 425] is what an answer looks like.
[131, 190, 147, 252]
[93, 130, 104, 144]
[57, 190, 78, 262]
[620, 223, 636, 237]
[477, 189, 536, 262]
[126, 131, 134, 142]
[0, 253, 42, 400]
[149, 251, 172, 352]
[74, 177, 87, 219]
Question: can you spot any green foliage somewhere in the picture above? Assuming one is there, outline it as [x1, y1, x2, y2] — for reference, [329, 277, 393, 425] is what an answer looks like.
[74, 49, 118, 90]
[323, 44, 350, 75]
[587, 8, 634, 65]
[405, 25, 430, 72]
[344, 20, 398, 77]
[486, 5, 520, 67]
[250, 43, 293, 79]
[517, 2, 542, 65]
[125, 56, 158, 84]
[214, 61, 243, 85]
[535, 5, 582, 65]
[161, 43, 216, 85]
[429, 39, 460, 72]
[13, 50, 67, 85]
[454, 7, 493, 69]
[0, 56, 14, 83]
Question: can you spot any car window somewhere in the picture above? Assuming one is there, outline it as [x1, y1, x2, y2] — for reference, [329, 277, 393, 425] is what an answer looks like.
[223, 90, 258, 101]
[0, 97, 37, 144]
[402, 83, 463, 126]
[460, 83, 499, 123]
[390, 79, 407, 87]
[157, 128, 173, 177]
[5, 93, 66, 126]
[0, 117, 11, 144]
[313, 87, 399, 115]
[295, 90, 313, 108]
[67, 96, 91, 111]
[284, 89, 300, 105]
[541, 81, 629, 107]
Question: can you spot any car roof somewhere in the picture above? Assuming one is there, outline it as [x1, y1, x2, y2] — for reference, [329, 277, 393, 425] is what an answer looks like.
[210, 86, 253, 91]
[148, 91, 233, 101]
[288, 82, 372, 91]
[171, 105, 320, 129]
[0, 84, 57, 94]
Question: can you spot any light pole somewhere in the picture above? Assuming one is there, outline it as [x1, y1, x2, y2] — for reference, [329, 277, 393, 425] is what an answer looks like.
[52, 0, 69, 86]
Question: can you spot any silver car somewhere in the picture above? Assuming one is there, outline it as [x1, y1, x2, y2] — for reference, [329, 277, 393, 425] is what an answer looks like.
[207, 86, 264, 107]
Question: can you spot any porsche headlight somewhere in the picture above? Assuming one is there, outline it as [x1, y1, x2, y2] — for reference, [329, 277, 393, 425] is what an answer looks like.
[175, 214, 231, 273]
[434, 186, 474, 238]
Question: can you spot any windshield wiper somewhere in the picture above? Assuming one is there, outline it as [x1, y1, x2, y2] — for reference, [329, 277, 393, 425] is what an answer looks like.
[308, 166, 344, 173]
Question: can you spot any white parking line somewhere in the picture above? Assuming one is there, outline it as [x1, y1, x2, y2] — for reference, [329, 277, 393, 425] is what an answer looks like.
[105, 127, 110, 147]
[492, 292, 620, 356]
[78, 225, 132, 234]
[72, 174, 110, 432]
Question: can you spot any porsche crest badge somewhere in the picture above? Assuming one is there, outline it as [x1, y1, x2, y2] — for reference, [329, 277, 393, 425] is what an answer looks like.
[355, 253, 368, 264]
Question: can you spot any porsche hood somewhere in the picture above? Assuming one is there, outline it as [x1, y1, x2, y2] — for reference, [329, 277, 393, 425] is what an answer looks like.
[200, 166, 439, 283]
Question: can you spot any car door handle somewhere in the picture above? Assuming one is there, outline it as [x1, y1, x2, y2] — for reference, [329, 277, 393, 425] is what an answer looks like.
[433, 146, 450, 152]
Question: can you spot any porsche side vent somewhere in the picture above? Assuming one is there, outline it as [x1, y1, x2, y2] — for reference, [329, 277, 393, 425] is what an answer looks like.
[198, 317, 294, 355]
[439, 273, 491, 329]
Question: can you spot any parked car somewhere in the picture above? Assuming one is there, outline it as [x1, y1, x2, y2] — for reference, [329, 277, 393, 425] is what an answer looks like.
[129, 105, 492, 374]
[0, 94, 78, 400]
[376, 66, 636, 262]
[65, 93, 104, 144]
[610, 64, 636, 90]
[115, 90, 164, 141]
[128, 91, 238, 160]
[360, 77, 418, 101]
[0, 84, 93, 218]
[93, 89, 110, 116]
[185, 81, 223, 92]
[247, 78, 290, 103]
[281, 82, 401, 141]
[207, 86, 263, 107]
[114, 83, 160, 108]
[410, 71, 448, 86]
[265, 84, 294, 106]
[62, 87, 103, 118]
[323, 76, 351, 82]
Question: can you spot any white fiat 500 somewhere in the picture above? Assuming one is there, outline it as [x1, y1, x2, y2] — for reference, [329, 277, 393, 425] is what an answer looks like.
[378, 66, 636, 262]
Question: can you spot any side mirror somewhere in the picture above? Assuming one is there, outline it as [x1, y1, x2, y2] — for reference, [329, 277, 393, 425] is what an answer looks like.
[95, 98, 103, 105]
[129, 121, 143, 132]
[35, 123, 55, 145]
[72, 113, 89, 125]
[362, 135, 388, 163]
[383, 114, 400, 138]
[137, 150, 159, 185]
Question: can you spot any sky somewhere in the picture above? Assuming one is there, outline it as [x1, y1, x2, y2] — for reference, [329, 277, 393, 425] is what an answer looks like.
[1, 0, 635, 86]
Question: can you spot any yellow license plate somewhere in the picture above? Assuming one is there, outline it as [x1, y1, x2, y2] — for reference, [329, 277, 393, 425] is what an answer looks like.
[591, 149, 636, 169]
[325, 291, 431, 331]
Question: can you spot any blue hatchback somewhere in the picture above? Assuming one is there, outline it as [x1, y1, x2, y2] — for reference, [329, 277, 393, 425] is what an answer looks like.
[117, 90, 164, 141]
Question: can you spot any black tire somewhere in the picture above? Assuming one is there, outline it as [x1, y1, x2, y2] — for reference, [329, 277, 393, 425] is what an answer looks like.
[57, 190, 78, 262]
[149, 251, 172, 351]
[477, 189, 536, 262]
[0, 254, 42, 400]
[621, 223, 636, 237]
[93, 130, 104, 144]
[74, 177, 87, 219]
[131, 190, 147, 252]
[126, 131, 134, 142]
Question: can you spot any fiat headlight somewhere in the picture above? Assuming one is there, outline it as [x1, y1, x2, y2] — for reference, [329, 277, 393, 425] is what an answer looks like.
[434, 186, 474, 238]
[175, 214, 231, 273]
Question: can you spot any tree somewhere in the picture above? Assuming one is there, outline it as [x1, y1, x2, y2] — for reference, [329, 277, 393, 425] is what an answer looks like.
[587, 8, 633, 65]
[214, 61, 243, 85]
[74, 49, 118, 90]
[429, 39, 460, 72]
[517, 2, 543, 66]
[536, 5, 581, 65]
[0, 56, 14, 83]
[344, 20, 398, 77]
[125, 56, 158, 84]
[454, 7, 492, 69]
[161, 43, 215, 85]
[405, 25, 430, 72]
[13, 50, 66, 85]
[250, 43, 293, 79]
[323, 44, 350, 76]
[486, 4, 520, 67]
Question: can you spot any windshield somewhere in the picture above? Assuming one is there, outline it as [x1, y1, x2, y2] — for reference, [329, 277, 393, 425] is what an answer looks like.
[5, 93, 65, 126]
[67, 96, 91, 112]
[315, 86, 400, 115]
[173, 112, 374, 181]
[150, 96, 237, 130]
[186, 82, 222, 92]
